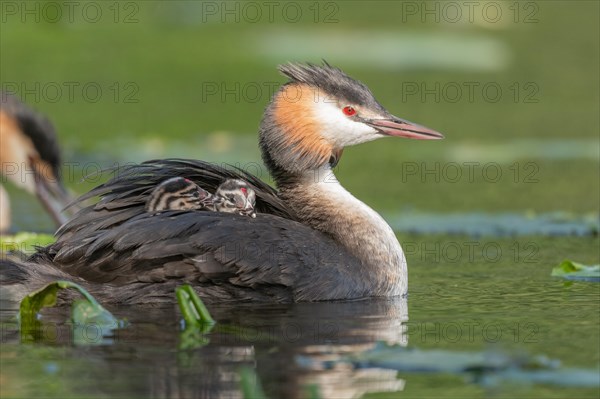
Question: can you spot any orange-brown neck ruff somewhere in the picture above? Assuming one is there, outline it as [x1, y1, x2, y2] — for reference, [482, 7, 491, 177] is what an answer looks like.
[0, 110, 25, 164]
[1, 111, 35, 191]
[272, 84, 335, 173]
[0, 110, 56, 189]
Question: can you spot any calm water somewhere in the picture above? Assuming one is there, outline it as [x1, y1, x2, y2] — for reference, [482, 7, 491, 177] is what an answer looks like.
[2, 250, 598, 399]
[3, 142, 598, 397]
[2, 155, 599, 398]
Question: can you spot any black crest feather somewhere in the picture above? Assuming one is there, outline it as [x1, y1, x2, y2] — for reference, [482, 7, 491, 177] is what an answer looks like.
[277, 62, 384, 109]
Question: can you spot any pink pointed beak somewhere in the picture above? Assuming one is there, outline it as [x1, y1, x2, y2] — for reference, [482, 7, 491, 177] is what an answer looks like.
[366, 116, 444, 140]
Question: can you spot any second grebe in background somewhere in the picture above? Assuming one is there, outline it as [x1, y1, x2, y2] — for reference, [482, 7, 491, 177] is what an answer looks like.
[0, 93, 72, 232]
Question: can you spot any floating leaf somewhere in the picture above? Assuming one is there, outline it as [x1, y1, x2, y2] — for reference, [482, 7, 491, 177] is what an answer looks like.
[300, 344, 600, 389]
[71, 299, 123, 345]
[387, 211, 600, 237]
[341, 344, 560, 373]
[19, 280, 120, 344]
[0, 232, 55, 254]
[551, 260, 600, 281]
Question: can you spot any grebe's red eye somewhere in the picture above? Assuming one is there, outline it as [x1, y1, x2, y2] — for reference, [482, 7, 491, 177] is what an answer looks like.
[342, 106, 356, 116]
[240, 187, 248, 196]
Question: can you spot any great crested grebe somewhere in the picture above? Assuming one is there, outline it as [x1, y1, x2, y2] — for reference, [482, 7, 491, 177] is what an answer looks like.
[0, 93, 71, 232]
[4, 63, 443, 304]
[146, 177, 256, 217]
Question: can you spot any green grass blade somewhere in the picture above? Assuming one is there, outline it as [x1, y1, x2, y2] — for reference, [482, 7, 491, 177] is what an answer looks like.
[175, 285, 215, 349]
[176, 285, 215, 326]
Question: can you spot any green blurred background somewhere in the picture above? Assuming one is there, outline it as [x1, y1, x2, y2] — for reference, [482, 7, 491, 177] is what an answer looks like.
[1, 0, 598, 230]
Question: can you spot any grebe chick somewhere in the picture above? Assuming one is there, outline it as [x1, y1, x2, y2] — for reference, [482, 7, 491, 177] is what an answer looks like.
[214, 179, 257, 218]
[145, 177, 212, 213]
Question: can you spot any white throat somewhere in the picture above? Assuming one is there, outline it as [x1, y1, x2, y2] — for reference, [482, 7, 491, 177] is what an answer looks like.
[283, 165, 408, 296]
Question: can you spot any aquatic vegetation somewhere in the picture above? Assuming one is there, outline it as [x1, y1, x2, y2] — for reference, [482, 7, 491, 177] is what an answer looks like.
[299, 343, 600, 389]
[175, 284, 215, 328]
[175, 285, 215, 349]
[388, 211, 600, 237]
[552, 260, 600, 282]
[18, 280, 121, 344]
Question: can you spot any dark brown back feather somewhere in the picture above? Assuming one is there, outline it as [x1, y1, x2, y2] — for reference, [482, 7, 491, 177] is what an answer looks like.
[28, 211, 372, 303]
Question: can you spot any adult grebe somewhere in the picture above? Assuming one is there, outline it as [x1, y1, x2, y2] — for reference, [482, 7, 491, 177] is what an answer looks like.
[5, 63, 443, 304]
[0, 93, 71, 232]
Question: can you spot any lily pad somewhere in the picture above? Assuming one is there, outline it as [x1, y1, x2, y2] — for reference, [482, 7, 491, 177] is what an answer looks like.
[387, 211, 600, 237]
[300, 344, 600, 389]
[551, 260, 600, 281]
[19, 280, 121, 344]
